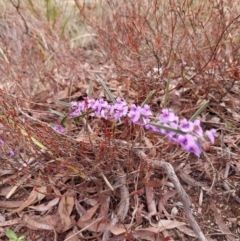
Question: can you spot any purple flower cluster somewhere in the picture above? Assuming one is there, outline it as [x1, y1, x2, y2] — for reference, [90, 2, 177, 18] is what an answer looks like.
[70, 98, 216, 157]
[145, 109, 216, 157]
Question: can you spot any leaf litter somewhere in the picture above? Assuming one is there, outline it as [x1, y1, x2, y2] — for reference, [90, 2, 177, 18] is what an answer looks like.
[0, 1, 240, 241]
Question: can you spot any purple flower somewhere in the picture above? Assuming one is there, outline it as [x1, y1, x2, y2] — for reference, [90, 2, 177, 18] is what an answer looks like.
[179, 118, 194, 132]
[71, 101, 78, 110]
[179, 61, 187, 67]
[9, 150, 15, 157]
[70, 101, 87, 117]
[68, 98, 216, 157]
[178, 134, 201, 157]
[109, 98, 128, 121]
[159, 109, 176, 123]
[128, 104, 141, 123]
[0, 139, 4, 145]
[128, 104, 152, 125]
[193, 119, 203, 135]
[142, 104, 152, 117]
[91, 99, 109, 119]
[204, 129, 216, 144]
[53, 124, 65, 134]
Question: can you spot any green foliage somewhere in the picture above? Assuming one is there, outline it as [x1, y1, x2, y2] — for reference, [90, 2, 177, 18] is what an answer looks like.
[5, 230, 25, 241]
[45, 0, 59, 25]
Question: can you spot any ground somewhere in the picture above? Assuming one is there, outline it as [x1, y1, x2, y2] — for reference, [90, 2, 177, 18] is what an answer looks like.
[0, 1, 240, 241]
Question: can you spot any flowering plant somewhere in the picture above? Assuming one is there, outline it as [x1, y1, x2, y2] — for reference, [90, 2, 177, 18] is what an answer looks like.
[67, 97, 216, 157]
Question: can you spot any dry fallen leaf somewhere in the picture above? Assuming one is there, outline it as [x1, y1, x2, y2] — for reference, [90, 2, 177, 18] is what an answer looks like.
[0, 200, 24, 209]
[108, 229, 165, 241]
[0, 218, 20, 227]
[12, 186, 47, 213]
[158, 190, 177, 217]
[21, 214, 53, 230]
[56, 196, 74, 233]
[78, 203, 100, 223]
[29, 197, 60, 212]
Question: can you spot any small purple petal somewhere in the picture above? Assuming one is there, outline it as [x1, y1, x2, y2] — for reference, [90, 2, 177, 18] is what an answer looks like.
[205, 129, 216, 144]
[9, 150, 15, 157]
[178, 134, 202, 157]
[53, 124, 65, 134]
[179, 119, 194, 132]
[193, 119, 203, 136]
[159, 109, 176, 123]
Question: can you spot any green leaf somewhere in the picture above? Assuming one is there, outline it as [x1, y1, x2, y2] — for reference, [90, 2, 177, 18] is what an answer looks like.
[189, 100, 209, 122]
[141, 90, 155, 107]
[226, 122, 232, 129]
[97, 75, 116, 104]
[60, 115, 68, 126]
[18, 235, 25, 241]
[56, 100, 71, 107]
[50, 109, 65, 117]
[148, 122, 185, 135]
[6, 230, 18, 239]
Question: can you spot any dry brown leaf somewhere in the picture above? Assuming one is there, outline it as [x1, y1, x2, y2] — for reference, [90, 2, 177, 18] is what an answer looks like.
[65, 196, 75, 215]
[210, 201, 237, 241]
[29, 197, 60, 212]
[12, 186, 47, 213]
[21, 214, 53, 230]
[56, 196, 74, 233]
[145, 186, 157, 215]
[144, 136, 156, 156]
[45, 213, 62, 229]
[75, 199, 86, 216]
[109, 227, 170, 241]
[97, 195, 110, 219]
[0, 218, 20, 227]
[158, 190, 177, 216]
[0, 200, 24, 209]
[133, 229, 165, 241]
[143, 221, 186, 231]
[108, 226, 126, 235]
[78, 203, 100, 222]
[77, 218, 107, 232]
[0, 186, 13, 196]
[176, 225, 197, 237]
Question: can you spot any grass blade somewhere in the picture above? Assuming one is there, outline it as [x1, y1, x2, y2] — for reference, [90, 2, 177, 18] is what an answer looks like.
[189, 100, 209, 122]
[50, 109, 65, 117]
[97, 75, 116, 104]
[148, 122, 185, 135]
[141, 90, 155, 107]
[56, 100, 71, 107]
